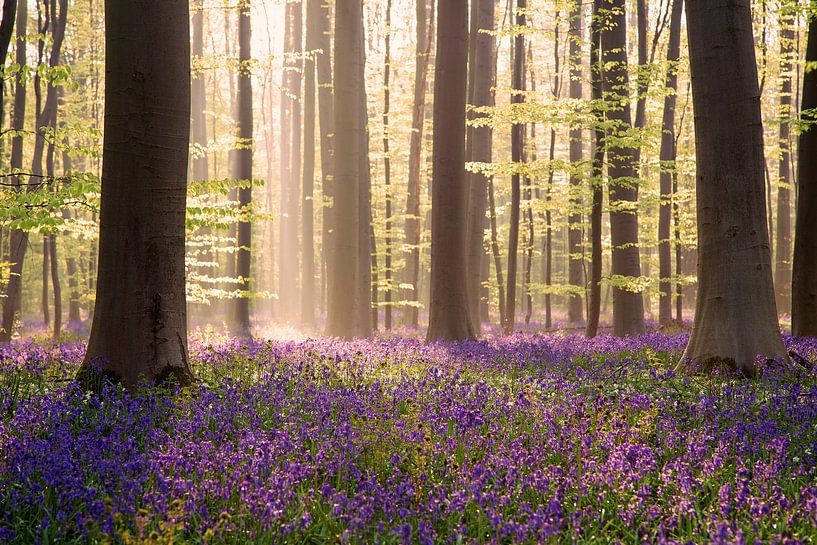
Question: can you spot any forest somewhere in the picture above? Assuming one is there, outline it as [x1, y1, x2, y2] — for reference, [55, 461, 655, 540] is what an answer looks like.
[1, 0, 817, 542]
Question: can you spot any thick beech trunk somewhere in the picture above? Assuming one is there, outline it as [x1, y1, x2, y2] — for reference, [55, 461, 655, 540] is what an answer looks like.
[426, 0, 474, 341]
[302, 0, 319, 326]
[382, 0, 393, 330]
[316, 0, 333, 321]
[326, 0, 364, 338]
[658, 0, 683, 326]
[682, 0, 786, 376]
[604, 0, 645, 337]
[191, 2, 207, 183]
[79, 0, 194, 387]
[792, 6, 817, 337]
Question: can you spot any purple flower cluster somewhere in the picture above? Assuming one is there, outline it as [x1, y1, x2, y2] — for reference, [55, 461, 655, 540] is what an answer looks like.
[1, 332, 817, 544]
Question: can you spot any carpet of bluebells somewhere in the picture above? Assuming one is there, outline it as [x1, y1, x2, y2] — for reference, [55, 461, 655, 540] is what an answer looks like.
[2, 332, 817, 544]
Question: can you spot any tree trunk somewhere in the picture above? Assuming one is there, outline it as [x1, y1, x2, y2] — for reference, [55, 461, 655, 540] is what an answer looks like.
[504, 0, 526, 335]
[658, 0, 683, 327]
[0, 0, 26, 343]
[230, 1, 252, 336]
[326, 0, 363, 338]
[382, 0, 393, 330]
[49, 233, 61, 339]
[774, 4, 795, 316]
[316, 0, 333, 328]
[682, 0, 786, 376]
[191, 1, 207, 183]
[567, 0, 584, 324]
[358, 40, 373, 337]
[0, 0, 17, 125]
[280, 0, 302, 322]
[79, 0, 193, 387]
[585, 0, 604, 339]
[466, 0, 495, 335]
[604, 0, 645, 337]
[402, 0, 434, 327]
[792, 6, 817, 337]
[426, 0, 474, 341]
[302, 0, 319, 326]
[42, 238, 50, 327]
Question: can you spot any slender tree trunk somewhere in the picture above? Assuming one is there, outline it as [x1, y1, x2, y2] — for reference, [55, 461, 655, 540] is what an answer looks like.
[402, 0, 434, 327]
[79, 0, 194, 387]
[49, 233, 60, 339]
[658, 0, 683, 326]
[358, 41, 373, 337]
[0, 0, 26, 343]
[585, 0, 604, 339]
[42, 238, 50, 327]
[466, 0, 495, 335]
[326, 0, 363, 338]
[792, 5, 817, 337]
[682, 0, 786, 376]
[382, 0, 393, 330]
[488, 177, 506, 323]
[504, 0, 526, 334]
[426, 0, 473, 341]
[673, 168, 683, 322]
[280, 0, 302, 322]
[603, 0, 645, 337]
[191, 0, 208, 183]
[567, 0, 584, 324]
[0, 0, 17, 123]
[775, 4, 795, 316]
[302, 0, 319, 326]
[230, 1, 252, 336]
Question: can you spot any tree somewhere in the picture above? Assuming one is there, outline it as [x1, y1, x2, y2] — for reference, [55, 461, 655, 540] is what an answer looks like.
[466, 0, 495, 335]
[792, 3, 817, 337]
[657, 0, 683, 327]
[316, 0, 333, 323]
[326, 0, 364, 338]
[774, 2, 796, 316]
[280, 0, 302, 322]
[585, 0, 604, 338]
[0, 0, 17, 121]
[231, 0, 253, 336]
[426, 0, 474, 342]
[302, 0, 319, 326]
[191, 0, 208, 184]
[603, 0, 645, 337]
[682, 0, 786, 376]
[504, 0, 526, 335]
[79, 0, 194, 387]
[566, 0, 584, 325]
[0, 0, 27, 343]
[402, 0, 433, 327]
[382, 0, 393, 330]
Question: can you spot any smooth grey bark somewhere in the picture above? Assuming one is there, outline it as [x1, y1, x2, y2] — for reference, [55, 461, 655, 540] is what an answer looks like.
[280, 0, 302, 322]
[326, 0, 363, 338]
[792, 4, 817, 337]
[604, 0, 645, 337]
[79, 0, 193, 387]
[774, 4, 795, 315]
[316, 0, 333, 326]
[466, 0, 495, 335]
[231, 1, 252, 336]
[426, 0, 474, 341]
[358, 48, 373, 337]
[658, 0, 683, 326]
[382, 0, 393, 330]
[302, 0, 319, 326]
[504, 0, 526, 335]
[567, 0, 584, 324]
[682, 0, 786, 376]
[402, 0, 433, 327]
[191, 1, 208, 183]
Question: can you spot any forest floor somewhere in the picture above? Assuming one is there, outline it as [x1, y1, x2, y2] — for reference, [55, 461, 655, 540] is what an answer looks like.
[1, 331, 817, 544]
